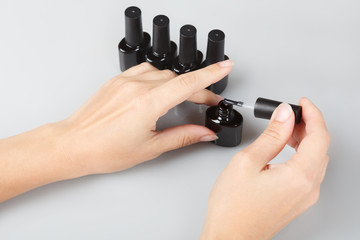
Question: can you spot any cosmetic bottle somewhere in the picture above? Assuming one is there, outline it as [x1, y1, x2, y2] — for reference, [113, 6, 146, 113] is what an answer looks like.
[146, 15, 177, 70]
[205, 100, 243, 147]
[118, 6, 151, 71]
[201, 29, 229, 94]
[172, 24, 203, 74]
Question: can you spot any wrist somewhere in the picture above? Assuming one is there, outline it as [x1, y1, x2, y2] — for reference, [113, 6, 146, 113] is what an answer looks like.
[49, 120, 92, 179]
[0, 121, 86, 202]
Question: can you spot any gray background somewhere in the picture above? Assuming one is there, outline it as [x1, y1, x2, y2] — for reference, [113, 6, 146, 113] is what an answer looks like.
[0, 0, 359, 239]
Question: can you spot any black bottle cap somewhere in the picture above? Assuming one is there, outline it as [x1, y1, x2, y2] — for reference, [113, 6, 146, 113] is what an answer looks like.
[178, 24, 198, 65]
[254, 97, 302, 124]
[152, 15, 171, 56]
[124, 6, 144, 47]
[205, 29, 225, 65]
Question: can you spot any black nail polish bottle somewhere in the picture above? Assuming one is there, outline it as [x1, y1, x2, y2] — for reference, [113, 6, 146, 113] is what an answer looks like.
[118, 6, 151, 71]
[205, 100, 243, 147]
[146, 15, 177, 70]
[172, 24, 203, 74]
[201, 29, 229, 94]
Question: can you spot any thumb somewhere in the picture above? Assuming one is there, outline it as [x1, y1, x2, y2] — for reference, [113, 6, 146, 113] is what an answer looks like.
[153, 124, 218, 153]
[242, 103, 295, 170]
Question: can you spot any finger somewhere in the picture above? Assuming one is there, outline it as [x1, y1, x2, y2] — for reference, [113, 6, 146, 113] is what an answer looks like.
[288, 98, 330, 170]
[289, 97, 320, 146]
[299, 97, 328, 136]
[287, 137, 299, 149]
[240, 103, 295, 170]
[139, 79, 168, 89]
[152, 124, 217, 153]
[120, 62, 158, 77]
[143, 81, 223, 106]
[291, 121, 306, 147]
[320, 154, 330, 183]
[287, 120, 305, 149]
[143, 81, 223, 105]
[149, 60, 233, 117]
[137, 69, 177, 81]
[187, 89, 223, 106]
[290, 133, 330, 177]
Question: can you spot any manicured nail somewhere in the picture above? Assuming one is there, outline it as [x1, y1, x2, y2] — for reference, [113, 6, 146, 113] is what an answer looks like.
[218, 59, 234, 68]
[272, 103, 292, 122]
[200, 135, 218, 142]
[216, 94, 224, 102]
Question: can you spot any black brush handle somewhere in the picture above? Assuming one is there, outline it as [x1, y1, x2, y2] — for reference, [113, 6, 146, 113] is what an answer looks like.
[254, 97, 302, 124]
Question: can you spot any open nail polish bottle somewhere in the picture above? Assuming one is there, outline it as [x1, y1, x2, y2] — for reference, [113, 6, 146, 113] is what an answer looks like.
[205, 100, 243, 147]
[146, 15, 177, 70]
[172, 24, 203, 74]
[118, 6, 151, 71]
[201, 29, 229, 94]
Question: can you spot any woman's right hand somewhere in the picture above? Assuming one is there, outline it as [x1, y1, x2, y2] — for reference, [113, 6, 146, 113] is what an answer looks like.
[200, 98, 330, 240]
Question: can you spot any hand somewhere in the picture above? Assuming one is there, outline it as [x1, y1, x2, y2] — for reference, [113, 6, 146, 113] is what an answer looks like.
[200, 98, 330, 240]
[56, 61, 232, 176]
[0, 60, 232, 202]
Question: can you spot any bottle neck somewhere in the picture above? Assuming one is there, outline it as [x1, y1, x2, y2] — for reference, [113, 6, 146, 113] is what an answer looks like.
[215, 101, 234, 122]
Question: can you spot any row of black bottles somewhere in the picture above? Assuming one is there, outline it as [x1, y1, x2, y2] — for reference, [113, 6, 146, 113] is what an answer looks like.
[118, 6, 303, 148]
[118, 6, 229, 94]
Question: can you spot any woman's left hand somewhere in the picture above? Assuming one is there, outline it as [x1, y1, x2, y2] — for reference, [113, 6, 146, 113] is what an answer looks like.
[57, 61, 233, 176]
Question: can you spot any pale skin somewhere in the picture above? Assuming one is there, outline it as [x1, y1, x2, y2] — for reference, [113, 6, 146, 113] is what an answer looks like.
[0, 60, 330, 239]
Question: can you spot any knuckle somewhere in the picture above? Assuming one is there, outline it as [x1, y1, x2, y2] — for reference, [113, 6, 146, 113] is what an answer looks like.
[262, 124, 284, 143]
[139, 62, 154, 69]
[121, 80, 143, 91]
[161, 69, 176, 79]
[232, 151, 253, 167]
[178, 134, 194, 148]
[207, 63, 220, 74]
[177, 73, 196, 90]
[135, 93, 151, 108]
[234, 151, 251, 161]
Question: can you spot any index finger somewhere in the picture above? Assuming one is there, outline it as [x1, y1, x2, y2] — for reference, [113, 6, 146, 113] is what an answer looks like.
[288, 98, 330, 170]
[148, 60, 233, 117]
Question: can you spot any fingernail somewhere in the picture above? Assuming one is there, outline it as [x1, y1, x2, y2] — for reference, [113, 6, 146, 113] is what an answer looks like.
[216, 94, 224, 102]
[200, 134, 218, 142]
[272, 103, 292, 122]
[218, 59, 234, 68]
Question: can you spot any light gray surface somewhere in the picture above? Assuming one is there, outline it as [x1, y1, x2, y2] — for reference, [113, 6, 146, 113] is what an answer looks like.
[0, 0, 359, 239]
